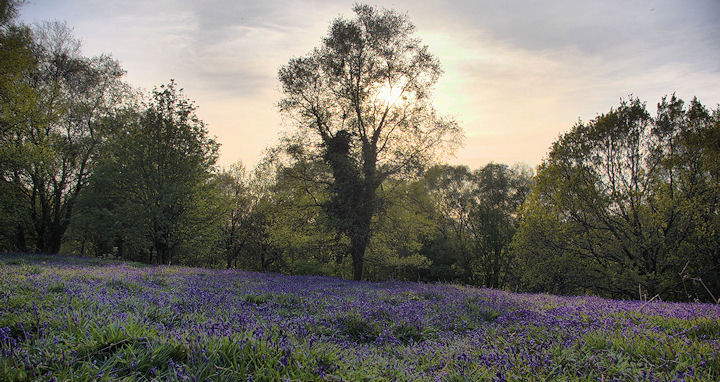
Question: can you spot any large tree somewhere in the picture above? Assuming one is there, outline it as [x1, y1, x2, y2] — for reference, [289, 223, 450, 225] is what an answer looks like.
[0, 20, 125, 253]
[513, 96, 720, 301]
[0, 0, 34, 251]
[74, 81, 220, 264]
[277, 4, 461, 280]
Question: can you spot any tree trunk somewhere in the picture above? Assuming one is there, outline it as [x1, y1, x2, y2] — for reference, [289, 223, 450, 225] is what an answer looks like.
[14, 224, 27, 252]
[35, 225, 63, 254]
[351, 235, 366, 281]
[46, 226, 63, 254]
[156, 241, 168, 264]
[350, 211, 372, 281]
[260, 245, 266, 271]
[116, 237, 124, 260]
[322, 130, 381, 282]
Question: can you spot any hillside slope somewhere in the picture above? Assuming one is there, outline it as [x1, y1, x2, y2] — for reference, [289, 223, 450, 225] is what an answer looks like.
[1, 254, 718, 380]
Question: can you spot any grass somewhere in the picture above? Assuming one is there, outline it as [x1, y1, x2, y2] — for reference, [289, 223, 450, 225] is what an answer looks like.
[0, 253, 718, 381]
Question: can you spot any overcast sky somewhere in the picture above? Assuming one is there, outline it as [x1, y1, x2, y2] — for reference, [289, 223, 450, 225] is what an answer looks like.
[19, 0, 720, 169]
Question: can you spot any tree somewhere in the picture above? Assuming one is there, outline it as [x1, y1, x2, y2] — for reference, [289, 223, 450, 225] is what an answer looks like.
[277, 4, 461, 280]
[0, 0, 34, 251]
[363, 178, 436, 281]
[0, 0, 34, 139]
[215, 163, 251, 269]
[422, 163, 532, 286]
[421, 165, 476, 282]
[263, 154, 346, 275]
[513, 95, 720, 301]
[470, 163, 532, 287]
[214, 162, 285, 272]
[0, 20, 125, 253]
[0, 0, 22, 26]
[73, 81, 220, 264]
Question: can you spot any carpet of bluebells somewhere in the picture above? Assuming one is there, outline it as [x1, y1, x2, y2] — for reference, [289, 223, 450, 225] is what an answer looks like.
[0, 254, 718, 381]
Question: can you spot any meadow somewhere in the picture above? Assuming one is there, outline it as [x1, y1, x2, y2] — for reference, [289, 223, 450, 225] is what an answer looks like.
[0, 254, 718, 381]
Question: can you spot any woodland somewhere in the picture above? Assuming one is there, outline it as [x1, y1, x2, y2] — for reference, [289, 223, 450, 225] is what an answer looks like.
[1, 1, 718, 303]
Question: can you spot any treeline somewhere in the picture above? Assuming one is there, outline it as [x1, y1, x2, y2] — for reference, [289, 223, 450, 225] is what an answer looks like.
[515, 96, 720, 302]
[1, 2, 718, 302]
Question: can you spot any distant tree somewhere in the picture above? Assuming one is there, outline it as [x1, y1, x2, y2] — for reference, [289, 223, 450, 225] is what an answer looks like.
[363, 178, 436, 281]
[513, 96, 720, 301]
[216, 163, 251, 269]
[422, 165, 475, 282]
[0, 20, 125, 253]
[75, 81, 220, 264]
[470, 163, 533, 287]
[422, 163, 532, 286]
[277, 4, 462, 280]
[214, 162, 286, 271]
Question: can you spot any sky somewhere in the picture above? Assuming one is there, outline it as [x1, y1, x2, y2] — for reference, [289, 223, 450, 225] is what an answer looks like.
[18, 0, 720, 170]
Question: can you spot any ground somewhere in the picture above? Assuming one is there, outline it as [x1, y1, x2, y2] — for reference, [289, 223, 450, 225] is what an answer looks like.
[0, 254, 718, 381]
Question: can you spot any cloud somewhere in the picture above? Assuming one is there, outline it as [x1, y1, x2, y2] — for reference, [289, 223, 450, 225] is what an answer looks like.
[18, 0, 720, 168]
[417, 0, 720, 66]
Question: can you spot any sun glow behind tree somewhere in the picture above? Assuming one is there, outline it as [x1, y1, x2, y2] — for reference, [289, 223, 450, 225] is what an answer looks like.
[278, 4, 462, 280]
[375, 81, 407, 106]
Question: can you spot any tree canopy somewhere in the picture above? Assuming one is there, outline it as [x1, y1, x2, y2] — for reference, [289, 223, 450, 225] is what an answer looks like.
[278, 4, 462, 280]
[513, 95, 720, 301]
[0, 19, 125, 253]
[72, 81, 221, 264]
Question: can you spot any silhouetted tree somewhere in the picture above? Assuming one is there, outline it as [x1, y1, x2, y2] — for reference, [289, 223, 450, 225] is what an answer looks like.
[422, 164, 532, 286]
[277, 4, 461, 280]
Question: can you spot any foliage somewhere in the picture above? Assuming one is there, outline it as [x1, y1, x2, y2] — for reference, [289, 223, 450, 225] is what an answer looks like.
[421, 163, 533, 287]
[277, 4, 462, 280]
[267, 158, 341, 275]
[363, 179, 436, 281]
[214, 160, 291, 272]
[513, 95, 720, 301]
[256, 155, 443, 281]
[214, 163, 253, 269]
[70, 81, 221, 265]
[0, 17, 126, 253]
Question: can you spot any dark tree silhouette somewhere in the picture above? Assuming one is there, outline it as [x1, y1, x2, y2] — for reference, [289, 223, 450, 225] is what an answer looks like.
[277, 4, 461, 280]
